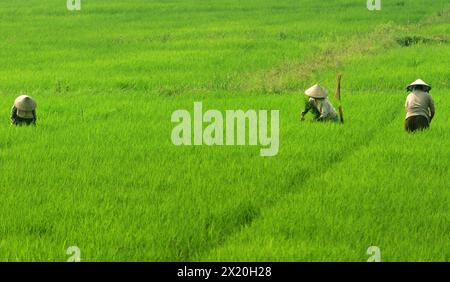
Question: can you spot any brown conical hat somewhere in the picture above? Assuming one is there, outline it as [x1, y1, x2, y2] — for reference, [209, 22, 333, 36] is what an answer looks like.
[14, 95, 37, 111]
[304, 83, 328, 98]
[407, 79, 431, 91]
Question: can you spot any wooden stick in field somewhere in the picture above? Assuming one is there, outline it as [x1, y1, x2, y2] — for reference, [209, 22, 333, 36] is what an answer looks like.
[335, 73, 344, 124]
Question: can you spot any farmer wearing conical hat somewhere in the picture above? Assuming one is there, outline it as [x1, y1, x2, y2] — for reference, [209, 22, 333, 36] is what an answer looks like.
[11, 95, 37, 126]
[301, 83, 338, 122]
[404, 79, 435, 133]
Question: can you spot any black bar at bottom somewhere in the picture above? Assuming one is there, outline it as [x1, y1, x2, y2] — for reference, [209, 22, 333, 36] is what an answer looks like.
[0, 262, 448, 280]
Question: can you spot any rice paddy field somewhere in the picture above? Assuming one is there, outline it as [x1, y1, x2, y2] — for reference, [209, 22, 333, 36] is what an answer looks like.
[0, 0, 449, 261]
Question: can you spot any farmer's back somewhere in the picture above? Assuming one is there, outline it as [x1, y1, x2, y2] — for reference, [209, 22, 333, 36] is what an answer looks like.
[405, 90, 434, 121]
[404, 79, 435, 133]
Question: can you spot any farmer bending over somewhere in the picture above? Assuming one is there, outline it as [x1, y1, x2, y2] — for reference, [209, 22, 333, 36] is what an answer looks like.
[404, 79, 435, 133]
[301, 83, 338, 122]
[11, 95, 37, 126]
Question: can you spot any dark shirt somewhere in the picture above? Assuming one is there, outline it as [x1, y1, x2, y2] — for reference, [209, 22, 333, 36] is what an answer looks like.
[301, 99, 321, 121]
[11, 106, 37, 126]
[301, 98, 338, 122]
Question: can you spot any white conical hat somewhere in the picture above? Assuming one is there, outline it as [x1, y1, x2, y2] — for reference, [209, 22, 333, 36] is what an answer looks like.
[407, 79, 431, 91]
[14, 95, 37, 111]
[304, 83, 328, 98]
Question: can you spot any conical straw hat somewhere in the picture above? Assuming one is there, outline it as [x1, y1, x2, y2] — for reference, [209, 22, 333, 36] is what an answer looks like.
[14, 95, 37, 111]
[304, 84, 328, 98]
[407, 79, 431, 91]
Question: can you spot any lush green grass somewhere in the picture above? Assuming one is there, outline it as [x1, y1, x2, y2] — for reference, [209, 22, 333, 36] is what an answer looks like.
[0, 0, 448, 261]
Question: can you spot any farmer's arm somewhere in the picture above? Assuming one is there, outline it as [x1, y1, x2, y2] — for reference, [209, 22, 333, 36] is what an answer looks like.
[301, 101, 312, 115]
[317, 111, 328, 121]
[32, 110, 37, 124]
[11, 106, 17, 124]
[317, 107, 327, 121]
[429, 95, 435, 121]
[301, 100, 312, 120]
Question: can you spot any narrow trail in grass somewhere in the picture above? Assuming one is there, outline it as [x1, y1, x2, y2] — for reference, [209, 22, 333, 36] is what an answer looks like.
[193, 9, 450, 260]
